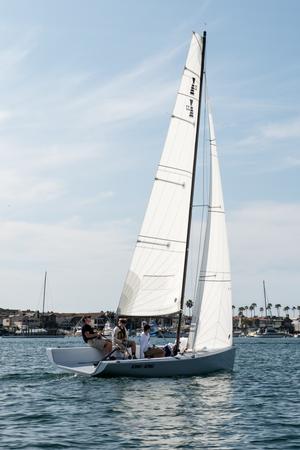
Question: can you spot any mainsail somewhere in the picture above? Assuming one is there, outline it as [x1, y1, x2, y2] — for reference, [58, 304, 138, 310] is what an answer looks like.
[188, 104, 232, 351]
[118, 33, 203, 316]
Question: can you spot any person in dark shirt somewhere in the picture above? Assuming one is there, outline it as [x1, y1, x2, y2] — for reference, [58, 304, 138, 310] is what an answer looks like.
[81, 316, 112, 355]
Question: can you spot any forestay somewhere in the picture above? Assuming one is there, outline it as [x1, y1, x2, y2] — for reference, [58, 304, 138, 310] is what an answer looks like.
[118, 33, 203, 316]
[188, 104, 232, 351]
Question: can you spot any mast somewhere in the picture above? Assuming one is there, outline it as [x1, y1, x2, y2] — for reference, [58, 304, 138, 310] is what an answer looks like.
[42, 271, 47, 316]
[263, 280, 268, 320]
[175, 31, 207, 352]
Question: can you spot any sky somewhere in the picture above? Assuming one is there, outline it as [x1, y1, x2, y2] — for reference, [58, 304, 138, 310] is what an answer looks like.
[0, 0, 299, 313]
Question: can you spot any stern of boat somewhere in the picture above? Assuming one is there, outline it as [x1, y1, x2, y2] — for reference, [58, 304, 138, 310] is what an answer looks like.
[47, 346, 106, 375]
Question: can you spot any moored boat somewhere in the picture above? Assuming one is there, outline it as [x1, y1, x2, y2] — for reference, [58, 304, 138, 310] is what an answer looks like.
[253, 326, 291, 338]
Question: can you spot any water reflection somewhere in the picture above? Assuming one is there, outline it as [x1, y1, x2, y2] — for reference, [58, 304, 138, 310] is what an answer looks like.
[90, 373, 236, 449]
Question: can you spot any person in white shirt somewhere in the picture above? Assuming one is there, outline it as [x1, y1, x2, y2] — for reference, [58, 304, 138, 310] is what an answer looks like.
[140, 323, 165, 358]
[140, 324, 151, 358]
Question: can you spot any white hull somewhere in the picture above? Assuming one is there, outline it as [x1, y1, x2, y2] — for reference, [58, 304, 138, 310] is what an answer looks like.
[47, 346, 235, 378]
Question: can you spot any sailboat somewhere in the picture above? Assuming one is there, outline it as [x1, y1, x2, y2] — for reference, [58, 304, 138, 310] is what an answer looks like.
[47, 31, 235, 376]
[3, 272, 65, 338]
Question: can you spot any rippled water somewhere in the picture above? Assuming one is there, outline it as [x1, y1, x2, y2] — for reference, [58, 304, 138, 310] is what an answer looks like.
[0, 336, 299, 449]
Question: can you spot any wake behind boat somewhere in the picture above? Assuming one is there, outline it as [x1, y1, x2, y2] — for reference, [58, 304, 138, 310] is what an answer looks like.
[47, 31, 236, 377]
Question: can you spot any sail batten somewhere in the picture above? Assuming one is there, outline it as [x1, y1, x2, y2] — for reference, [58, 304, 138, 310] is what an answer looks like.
[118, 34, 203, 317]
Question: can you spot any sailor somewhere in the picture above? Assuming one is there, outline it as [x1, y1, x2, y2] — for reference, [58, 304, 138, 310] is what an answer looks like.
[140, 323, 165, 358]
[81, 316, 112, 355]
[112, 318, 137, 359]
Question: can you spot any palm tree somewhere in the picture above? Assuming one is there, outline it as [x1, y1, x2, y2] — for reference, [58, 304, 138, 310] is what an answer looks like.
[185, 299, 193, 318]
[249, 305, 254, 318]
[292, 306, 296, 318]
[297, 306, 300, 318]
[275, 304, 281, 317]
[232, 305, 236, 316]
[283, 306, 290, 316]
[244, 306, 249, 317]
[259, 307, 264, 317]
[250, 302, 257, 317]
[238, 306, 245, 316]
[267, 303, 272, 317]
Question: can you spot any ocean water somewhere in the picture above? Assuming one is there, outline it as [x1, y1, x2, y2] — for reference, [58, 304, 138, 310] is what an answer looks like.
[0, 336, 299, 450]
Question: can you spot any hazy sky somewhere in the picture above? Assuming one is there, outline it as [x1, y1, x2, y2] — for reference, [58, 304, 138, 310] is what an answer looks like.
[0, 0, 299, 313]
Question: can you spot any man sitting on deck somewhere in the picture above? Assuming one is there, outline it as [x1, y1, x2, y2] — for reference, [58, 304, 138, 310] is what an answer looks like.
[81, 316, 112, 355]
[112, 318, 137, 359]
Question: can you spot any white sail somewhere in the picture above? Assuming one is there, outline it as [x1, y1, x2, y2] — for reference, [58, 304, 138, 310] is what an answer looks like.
[118, 33, 203, 316]
[188, 103, 232, 351]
